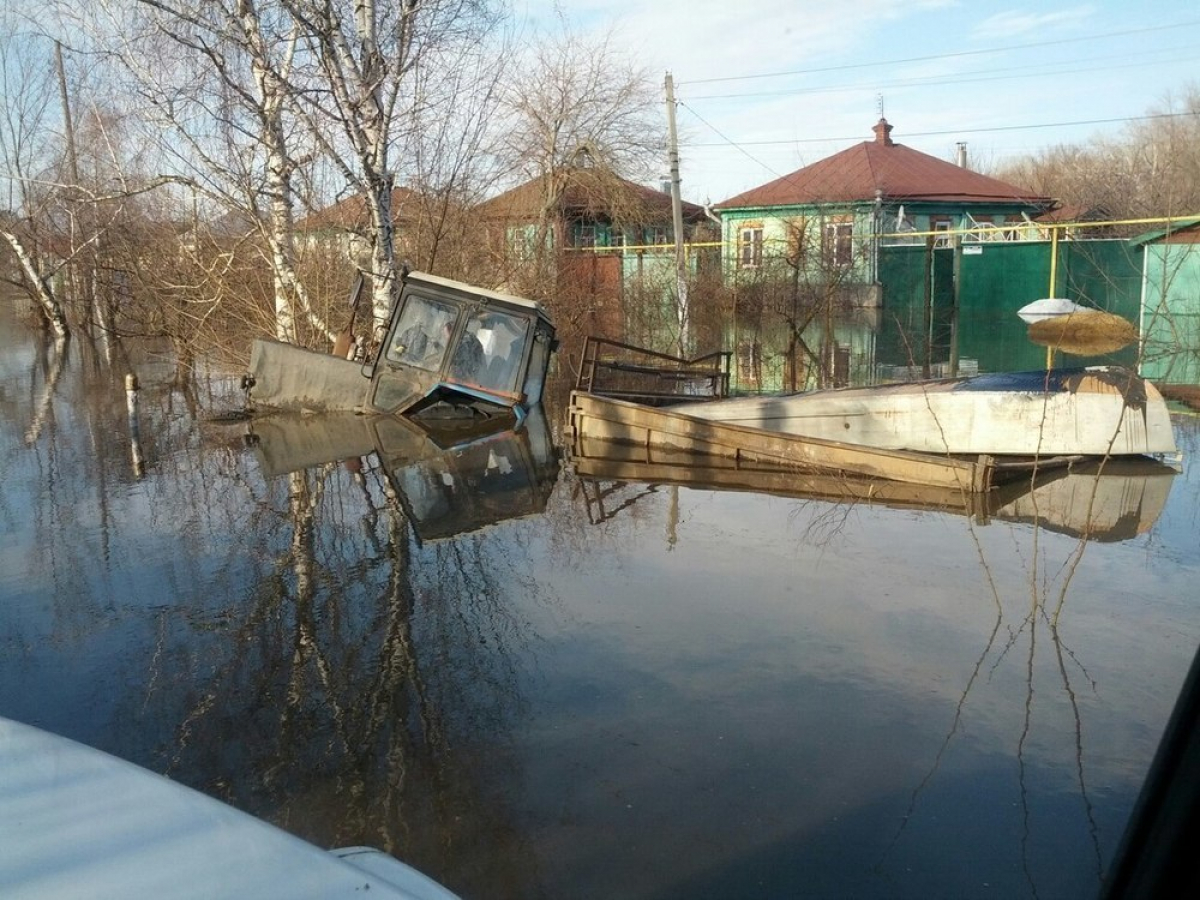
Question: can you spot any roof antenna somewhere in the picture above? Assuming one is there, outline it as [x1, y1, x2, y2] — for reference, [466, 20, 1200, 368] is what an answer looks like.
[877, 94, 885, 120]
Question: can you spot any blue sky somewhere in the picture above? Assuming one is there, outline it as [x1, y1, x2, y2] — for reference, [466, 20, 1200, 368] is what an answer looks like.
[514, 1, 1200, 205]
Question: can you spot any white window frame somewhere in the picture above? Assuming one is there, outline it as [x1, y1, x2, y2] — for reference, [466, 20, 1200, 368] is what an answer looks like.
[575, 224, 597, 249]
[932, 219, 953, 248]
[824, 222, 854, 267]
[738, 226, 764, 268]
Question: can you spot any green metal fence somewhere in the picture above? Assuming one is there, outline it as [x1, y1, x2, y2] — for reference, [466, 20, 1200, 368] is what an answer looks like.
[877, 239, 1143, 374]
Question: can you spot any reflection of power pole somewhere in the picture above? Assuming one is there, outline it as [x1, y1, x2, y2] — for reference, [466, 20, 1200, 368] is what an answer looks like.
[667, 486, 678, 549]
[664, 73, 689, 355]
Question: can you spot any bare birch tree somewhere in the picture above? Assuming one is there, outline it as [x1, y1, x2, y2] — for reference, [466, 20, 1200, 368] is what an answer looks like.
[281, 0, 505, 338]
[81, 0, 333, 344]
[0, 20, 70, 337]
[80, 0, 506, 348]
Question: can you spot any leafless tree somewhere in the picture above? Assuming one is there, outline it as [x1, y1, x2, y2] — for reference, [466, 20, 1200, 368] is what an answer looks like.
[991, 85, 1200, 222]
[491, 24, 666, 298]
[80, 0, 508, 351]
[281, 0, 507, 338]
[75, 0, 334, 345]
[0, 19, 70, 337]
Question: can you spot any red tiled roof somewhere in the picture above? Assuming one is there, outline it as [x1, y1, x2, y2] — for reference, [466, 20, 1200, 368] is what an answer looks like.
[715, 119, 1051, 210]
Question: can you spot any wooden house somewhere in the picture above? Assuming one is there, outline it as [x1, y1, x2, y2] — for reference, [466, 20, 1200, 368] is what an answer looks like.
[295, 186, 429, 269]
[713, 118, 1053, 289]
[474, 166, 718, 343]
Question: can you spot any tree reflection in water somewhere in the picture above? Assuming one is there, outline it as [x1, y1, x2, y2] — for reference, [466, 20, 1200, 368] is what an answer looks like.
[153, 450, 553, 896]
[568, 434, 1186, 898]
[1, 303, 554, 897]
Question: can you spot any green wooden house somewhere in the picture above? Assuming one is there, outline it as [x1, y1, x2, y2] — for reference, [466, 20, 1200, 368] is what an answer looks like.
[710, 119, 1055, 390]
[713, 118, 1053, 287]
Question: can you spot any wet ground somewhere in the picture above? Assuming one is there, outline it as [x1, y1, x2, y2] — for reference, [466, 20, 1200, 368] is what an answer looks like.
[2, 301, 1198, 899]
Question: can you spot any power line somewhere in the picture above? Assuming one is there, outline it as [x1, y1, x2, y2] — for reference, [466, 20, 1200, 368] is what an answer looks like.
[677, 103, 792, 196]
[681, 110, 1197, 150]
[680, 20, 1200, 87]
[683, 47, 1197, 102]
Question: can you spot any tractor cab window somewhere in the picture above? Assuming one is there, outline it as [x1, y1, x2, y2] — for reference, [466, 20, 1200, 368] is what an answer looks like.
[387, 295, 457, 372]
[458, 309, 531, 394]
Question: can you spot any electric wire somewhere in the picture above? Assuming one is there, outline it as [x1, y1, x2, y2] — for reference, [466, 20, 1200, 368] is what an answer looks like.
[680, 19, 1200, 87]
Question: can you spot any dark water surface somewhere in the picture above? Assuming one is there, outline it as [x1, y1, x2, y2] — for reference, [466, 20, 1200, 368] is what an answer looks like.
[2, 302, 1198, 899]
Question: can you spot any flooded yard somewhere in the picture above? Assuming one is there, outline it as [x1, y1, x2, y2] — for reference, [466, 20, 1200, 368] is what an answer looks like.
[2, 301, 1198, 899]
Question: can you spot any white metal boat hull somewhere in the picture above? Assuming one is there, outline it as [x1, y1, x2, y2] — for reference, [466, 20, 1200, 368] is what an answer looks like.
[671, 368, 1177, 457]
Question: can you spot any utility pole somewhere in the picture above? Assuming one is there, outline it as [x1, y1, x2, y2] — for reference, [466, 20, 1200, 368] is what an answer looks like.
[664, 72, 689, 355]
[55, 42, 79, 188]
[56, 40, 103, 345]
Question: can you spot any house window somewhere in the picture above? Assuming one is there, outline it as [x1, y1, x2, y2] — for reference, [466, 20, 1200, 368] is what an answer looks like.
[648, 226, 669, 245]
[574, 225, 596, 248]
[931, 217, 952, 248]
[610, 228, 626, 249]
[823, 222, 853, 267]
[739, 226, 764, 268]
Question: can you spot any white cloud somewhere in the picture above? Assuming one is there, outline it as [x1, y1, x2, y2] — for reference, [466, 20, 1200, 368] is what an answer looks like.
[970, 7, 1096, 42]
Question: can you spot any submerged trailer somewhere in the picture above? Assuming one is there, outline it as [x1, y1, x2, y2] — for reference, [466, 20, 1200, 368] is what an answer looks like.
[566, 390, 1005, 492]
[567, 334, 1179, 492]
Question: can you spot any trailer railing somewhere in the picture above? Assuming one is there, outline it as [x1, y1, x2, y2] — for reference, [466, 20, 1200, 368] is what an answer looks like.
[576, 336, 731, 405]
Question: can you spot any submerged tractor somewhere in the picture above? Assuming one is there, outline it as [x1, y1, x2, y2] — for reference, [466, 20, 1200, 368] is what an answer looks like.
[245, 271, 557, 426]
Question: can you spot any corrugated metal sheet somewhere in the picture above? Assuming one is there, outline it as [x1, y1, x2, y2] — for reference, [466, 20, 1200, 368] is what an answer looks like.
[715, 119, 1052, 210]
[877, 240, 1142, 373]
[1130, 217, 1200, 246]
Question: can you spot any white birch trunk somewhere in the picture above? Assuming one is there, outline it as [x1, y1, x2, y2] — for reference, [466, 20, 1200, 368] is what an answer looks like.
[239, 0, 303, 344]
[2, 231, 69, 339]
[367, 181, 396, 339]
[292, 0, 418, 340]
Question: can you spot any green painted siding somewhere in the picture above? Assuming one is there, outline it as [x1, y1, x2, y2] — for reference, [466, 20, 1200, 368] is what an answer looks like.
[1141, 244, 1200, 383]
[720, 202, 1049, 289]
[720, 205, 875, 282]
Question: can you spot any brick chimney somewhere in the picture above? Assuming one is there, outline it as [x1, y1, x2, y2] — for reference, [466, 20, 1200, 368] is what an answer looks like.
[873, 117, 894, 146]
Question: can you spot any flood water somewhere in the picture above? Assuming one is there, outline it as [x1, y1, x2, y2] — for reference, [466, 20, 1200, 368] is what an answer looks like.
[3, 299, 1199, 900]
